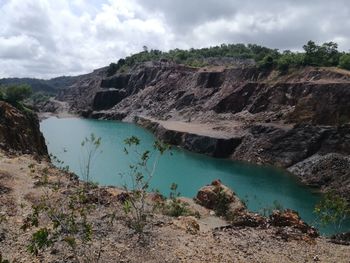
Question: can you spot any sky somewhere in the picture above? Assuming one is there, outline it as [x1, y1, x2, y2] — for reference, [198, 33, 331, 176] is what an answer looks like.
[0, 0, 349, 79]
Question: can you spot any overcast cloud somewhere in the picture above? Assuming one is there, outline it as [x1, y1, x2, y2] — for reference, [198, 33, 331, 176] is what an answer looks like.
[0, 0, 349, 78]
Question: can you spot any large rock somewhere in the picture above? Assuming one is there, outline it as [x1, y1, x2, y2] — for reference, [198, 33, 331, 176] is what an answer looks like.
[330, 232, 350, 246]
[195, 180, 246, 216]
[269, 209, 318, 238]
[0, 101, 48, 156]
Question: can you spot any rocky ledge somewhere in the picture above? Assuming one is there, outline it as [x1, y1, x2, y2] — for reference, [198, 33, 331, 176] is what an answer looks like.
[0, 101, 47, 156]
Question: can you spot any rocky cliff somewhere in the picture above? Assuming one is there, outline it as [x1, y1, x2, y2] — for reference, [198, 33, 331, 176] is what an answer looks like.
[0, 101, 48, 156]
[53, 62, 350, 198]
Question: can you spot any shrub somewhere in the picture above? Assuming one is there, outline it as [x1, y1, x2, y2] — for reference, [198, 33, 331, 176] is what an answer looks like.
[258, 55, 275, 71]
[314, 191, 350, 231]
[338, 53, 350, 70]
[121, 136, 169, 235]
[214, 188, 231, 217]
[3, 84, 32, 103]
[163, 183, 191, 217]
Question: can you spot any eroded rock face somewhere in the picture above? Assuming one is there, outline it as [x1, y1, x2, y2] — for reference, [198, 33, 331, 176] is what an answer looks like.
[288, 153, 350, 199]
[0, 101, 48, 156]
[53, 63, 350, 198]
[93, 89, 127, 110]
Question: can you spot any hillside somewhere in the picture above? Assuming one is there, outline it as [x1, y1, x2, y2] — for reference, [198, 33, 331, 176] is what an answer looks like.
[0, 76, 79, 94]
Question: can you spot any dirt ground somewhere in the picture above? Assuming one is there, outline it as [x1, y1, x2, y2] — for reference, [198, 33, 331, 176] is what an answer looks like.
[0, 152, 349, 263]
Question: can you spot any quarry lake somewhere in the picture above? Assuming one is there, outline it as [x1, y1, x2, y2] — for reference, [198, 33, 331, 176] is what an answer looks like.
[40, 117, 349, 235]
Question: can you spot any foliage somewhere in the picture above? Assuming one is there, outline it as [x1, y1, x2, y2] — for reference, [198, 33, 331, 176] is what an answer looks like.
[338, 53, 350, 70]
[258, 55, 275, 71]
[108, 40, 350, 75]
[121, 136, 169, 235]
[22, 184, 99, 262]
[303, 41, 340, 67]
[259, 200, 284, 217]
[314, 191, 350, 231]
[214, 188, 231, 217]
[163, 183, 191, 217]
[1, 84, 32, 103]
[80, 133, 102, 186]
[276, 51, 305, 73]
[29, 92, 52, 104]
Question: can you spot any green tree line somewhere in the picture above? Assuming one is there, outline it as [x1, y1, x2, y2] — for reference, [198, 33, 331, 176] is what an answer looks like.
[107, 40, 350, 76]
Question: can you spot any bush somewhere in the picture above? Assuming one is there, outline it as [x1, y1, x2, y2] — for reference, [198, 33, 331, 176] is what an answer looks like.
[338, 53, 350, 70]
[1, 84, 32, 103]
[121, 136, 169, 235]
[314, 191, 350, 231]
[163, 183, 191, 217]
[258, 55, 275, 71]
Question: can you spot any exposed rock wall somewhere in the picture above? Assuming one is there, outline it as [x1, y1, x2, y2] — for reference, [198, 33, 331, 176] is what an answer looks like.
[136, 117, 242, 158]
[54, 63, 350, 198]
[0, 101, 48, 156]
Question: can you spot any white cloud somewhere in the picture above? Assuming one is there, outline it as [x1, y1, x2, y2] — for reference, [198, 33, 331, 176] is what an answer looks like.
[0, 0, 349, 78]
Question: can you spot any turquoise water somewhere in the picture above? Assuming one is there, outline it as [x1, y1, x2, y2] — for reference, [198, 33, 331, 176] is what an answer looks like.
[40, 117, 350, 235]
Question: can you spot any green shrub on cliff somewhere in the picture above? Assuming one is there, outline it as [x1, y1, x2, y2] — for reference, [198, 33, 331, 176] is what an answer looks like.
[338, 53, 350, 70]
[2, 84, 32, 103]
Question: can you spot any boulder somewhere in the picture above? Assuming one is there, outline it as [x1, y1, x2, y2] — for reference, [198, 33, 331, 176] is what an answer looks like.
[269, 209, 319, 238]
[195, 180, 246, 217]
[172, 216, 200, 235]
[232, 212, 267, 228]
[330, 232, 350, 246]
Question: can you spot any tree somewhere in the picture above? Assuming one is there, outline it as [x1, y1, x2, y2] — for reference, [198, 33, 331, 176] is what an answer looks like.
[314, 191, 350, 232]
[3, 84, 32, 103]
[258, 55, 275, 70]
[339, 53, 350, 70]
[303, 40, 340, 67]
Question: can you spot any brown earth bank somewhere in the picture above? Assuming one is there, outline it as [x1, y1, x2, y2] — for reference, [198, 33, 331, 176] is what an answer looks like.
[51, 62, 350, 200]
[0, 101, 48, 156]
[0, 152, 349, 263]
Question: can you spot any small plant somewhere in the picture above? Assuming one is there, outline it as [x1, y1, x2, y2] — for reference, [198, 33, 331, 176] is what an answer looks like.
[80, 133, 102, 186]
[214, 188, 231, 217]
[314, 191, 350, 231]
[0, 254, 10, 263]
[163, 183, 191, 217]
[22, 184, 100, 262]
[50, 153, 69, 172]
[27, 228, 51, 256]
[120, 136, 169, 235]
[259, 200, 285, 217]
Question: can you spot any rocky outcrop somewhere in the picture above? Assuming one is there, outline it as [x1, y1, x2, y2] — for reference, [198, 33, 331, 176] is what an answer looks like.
[269, 209, 319, 238]
[331, 232, 350, 246]
[136, 117, 242, 158]
[0, 101, 48, 156]
[288, 153, 350, 199]
[195, 180, 246, 216]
